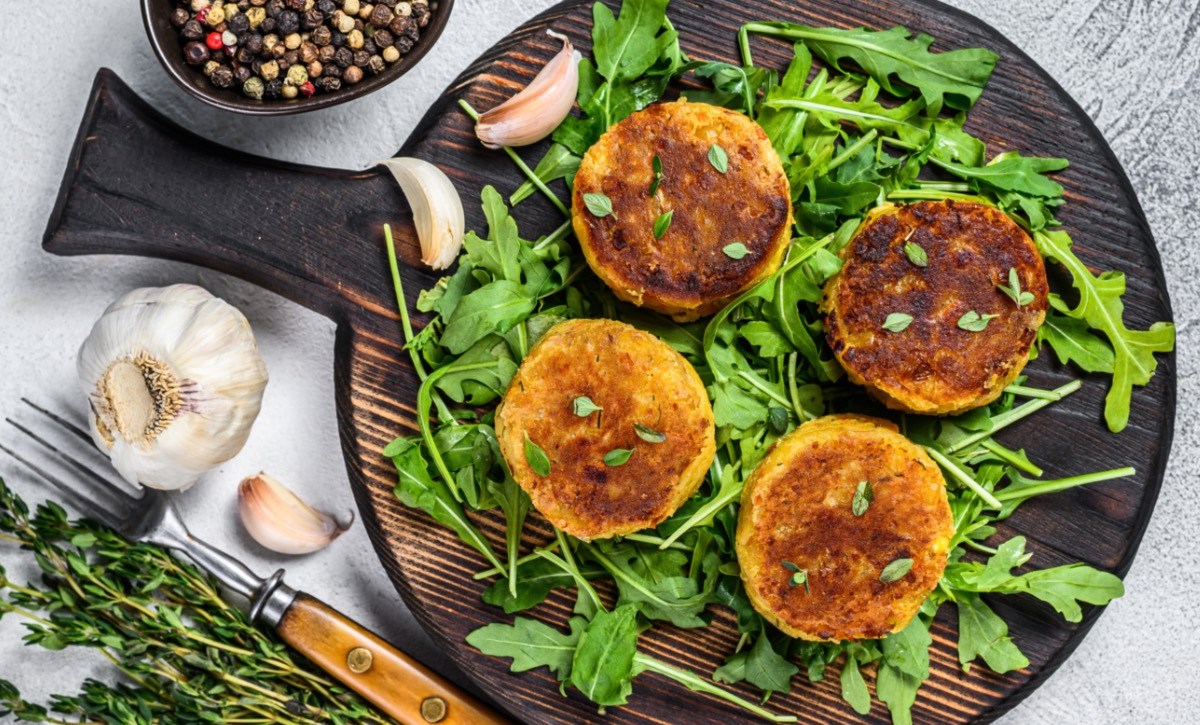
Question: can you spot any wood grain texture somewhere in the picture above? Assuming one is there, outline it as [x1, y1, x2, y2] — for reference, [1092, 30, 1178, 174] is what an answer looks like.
[276, 593, 508, 724]
[42, 0, 1176, 722]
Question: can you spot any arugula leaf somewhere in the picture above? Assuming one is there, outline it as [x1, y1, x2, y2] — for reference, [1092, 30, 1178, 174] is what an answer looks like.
[592, 0, 675, 82]
[840, 656, 872, 715]
[930, 152, 1068, 199]
[713, 631, 798, 694]
[482, 557, 605, 613]
[440, 280, 535, 354]
[432, 336, 516, 405]
[1035, 230, 1175, 431]
[466, 616, 584, 679]
[955, 593, 1029, 673]
[511, 143, 581, 205]
[389, 438, 503, 570]
[1037, 311, 1115, 374]
[586, 541, 714, 628]
[876, 660, 921, 725]
[745, 23, 998, 114]
[568, 605, 640, 706]
[881, 614, 930, 680]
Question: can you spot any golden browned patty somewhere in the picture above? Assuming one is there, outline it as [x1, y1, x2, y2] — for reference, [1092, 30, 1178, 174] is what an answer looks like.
[736, 414, 952, 641]
[572, 100, 792, 322]
[824, 201, 1049, 415]
[495, 319, 716, 540]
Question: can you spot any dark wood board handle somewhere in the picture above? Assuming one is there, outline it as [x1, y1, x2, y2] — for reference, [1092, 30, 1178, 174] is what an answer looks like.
[276, 593, 509, 725]
[43, 69, 414, 323]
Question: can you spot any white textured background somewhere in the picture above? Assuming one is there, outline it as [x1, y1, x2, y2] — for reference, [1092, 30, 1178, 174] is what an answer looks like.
[1, 0, 1197, 722]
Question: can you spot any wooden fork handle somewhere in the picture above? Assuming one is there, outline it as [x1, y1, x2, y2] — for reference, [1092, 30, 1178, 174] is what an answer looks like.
[276, 593, 508, 725]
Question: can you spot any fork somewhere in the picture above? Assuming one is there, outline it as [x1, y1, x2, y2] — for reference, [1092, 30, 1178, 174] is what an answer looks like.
[1, 399, 506, 725]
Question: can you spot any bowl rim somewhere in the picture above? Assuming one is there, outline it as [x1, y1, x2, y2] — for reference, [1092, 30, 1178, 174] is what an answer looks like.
[141, 0, 455, 116]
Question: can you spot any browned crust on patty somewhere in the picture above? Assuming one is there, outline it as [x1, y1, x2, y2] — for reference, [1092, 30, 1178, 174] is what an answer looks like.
[824, 201, 1049, 415]
[572, 100, 792, 321]
[736, 414, 952, 641]
[495, 319, 716, 540]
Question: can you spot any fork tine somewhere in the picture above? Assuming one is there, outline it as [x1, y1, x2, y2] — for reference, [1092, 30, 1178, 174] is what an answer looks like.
[21, 398, 96, 446]
[0, 441, 123, 529]
[5, 416, 140, 509]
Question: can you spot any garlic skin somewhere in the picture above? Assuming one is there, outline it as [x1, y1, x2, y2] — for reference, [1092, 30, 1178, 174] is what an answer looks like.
[238, 473, 353, 555]
[475, 30, 581, 149]
[378, 157, 465, 270]
[77, 284, 268, 491]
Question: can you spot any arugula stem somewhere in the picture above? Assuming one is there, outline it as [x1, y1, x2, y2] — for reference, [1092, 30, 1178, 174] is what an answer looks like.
[765, 99, 924, 132]
[980, 438, 1044, 477]
[418, 361, 501, 499]
[622, 532, 691, 552]
[961, 539, 999, 555]
[925, 446, 1003, 509]
[887, 189, 987, 203]
[994, 467, 1135, 502]
[458, 100, 570, 216]
[658, 479, 742, 550]
[824, 130, 879, 174]
[548, 529, 605, 613]
[473, 541, 560, 580]
[583, 543, 676, 608]
[914, 180, 971, 192]
[736, 370, 792, 407]
[947, 380, 1081, 454]
[385, 224, 455, 423]
[737, 24, 754, 67]
[632, 653, 797, 723]
[1005, 383, 1071, 401]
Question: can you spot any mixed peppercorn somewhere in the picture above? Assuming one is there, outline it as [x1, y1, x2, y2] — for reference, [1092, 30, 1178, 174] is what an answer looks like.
[170, 0, 432, 100]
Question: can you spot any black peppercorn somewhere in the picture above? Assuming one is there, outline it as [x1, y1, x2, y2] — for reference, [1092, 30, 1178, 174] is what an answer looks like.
[369, 4, 393, 27]
[235, 65, 252, 83]
[322, 61, 341, 77]
[181, 19, 205, 40]
[372, 28, 393, 47]
[379, 0, 397, 6]
[334, 46, 354, 67]
[266, 0, 285, 17]
[183, 41, 211, 65]
[367, 54, 385, 74]
[264, 77, 284, 98]
[228, 13, 250, 33]
[352, 49, 370, 67]
[302, 9, 324, 29]
[246, 32, 264, 52]
[412, 4, 429, 28]
[286, 0, 305, 10]
[284, 49, 300, 66]
[171, 8, 191, 27]
[210, 65, 235, 88]
[260, 16, 276, 32]
[331, 31, 347, 47]
[395, 34, 414, 54]
[236, 46, 255, 63]
[363, 38, 377, 54]
[317, 76, 342, 92]
[343, 65, 364, 84]
[276, 10, 299, 34]
[316, 0, 336, 13]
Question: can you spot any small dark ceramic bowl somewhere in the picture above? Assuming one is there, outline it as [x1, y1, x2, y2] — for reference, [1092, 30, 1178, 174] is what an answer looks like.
[142, 0, 454, 115]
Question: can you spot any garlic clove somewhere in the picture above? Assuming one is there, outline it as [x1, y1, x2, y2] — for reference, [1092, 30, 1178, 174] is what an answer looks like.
[77, 284, 269, 491]
[378, 157, 465, 270]
[238, 473, 353, 555]
[475, 30, 581, 149]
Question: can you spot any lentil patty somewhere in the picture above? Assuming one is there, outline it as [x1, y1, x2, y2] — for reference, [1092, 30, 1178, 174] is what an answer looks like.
[572, 100, 792, 322]
[736, 414, 952, 641]
[824, 201, 1049, 415]
[495, 319, 715, 540]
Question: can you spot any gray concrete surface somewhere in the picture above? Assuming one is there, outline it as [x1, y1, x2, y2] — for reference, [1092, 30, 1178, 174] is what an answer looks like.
[0, 0, 1196, 722]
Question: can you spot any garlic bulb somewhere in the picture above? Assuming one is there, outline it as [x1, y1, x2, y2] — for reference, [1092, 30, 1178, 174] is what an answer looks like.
[77, 284, 268, 490]
[475, 30, 581, 149]
[238, 473, 352, 555]
[378, 157, 465, 270]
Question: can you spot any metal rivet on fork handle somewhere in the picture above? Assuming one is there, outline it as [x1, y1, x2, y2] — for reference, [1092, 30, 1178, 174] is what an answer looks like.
[420, 696, 447, 723]
[346, 646, 374, 674]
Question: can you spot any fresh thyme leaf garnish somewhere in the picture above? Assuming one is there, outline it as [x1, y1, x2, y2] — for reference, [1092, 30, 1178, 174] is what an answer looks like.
[781, 560, 811, 594]
[583, 192, 615, 219]
[958, 310, 1000, 331]
[996, 267, 1034, 307]
[649, 154, 663, 195]
[708, 143, 729, 173]
[633, 423, 666, 443]
[880, 558, 914, 582]
[883, 312, 914, 332]
[903, 241, 928, 267]
[524, 434, 551, 476]
[723, 242, 750, 259]
[653, 210, 673, 239]
[603, 448, 635, 466]
[852, 480, 874, 516]
[573, 395, 603, 417]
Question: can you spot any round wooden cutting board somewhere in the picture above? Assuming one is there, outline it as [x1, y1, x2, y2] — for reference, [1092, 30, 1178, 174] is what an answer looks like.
[44, 0, 1175, 722]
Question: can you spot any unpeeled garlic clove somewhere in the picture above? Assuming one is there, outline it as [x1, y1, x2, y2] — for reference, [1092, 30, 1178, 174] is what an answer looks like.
[378, 157, 465, 270]
[238, 473, 353, 555]
[475, 30, 581, 149]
